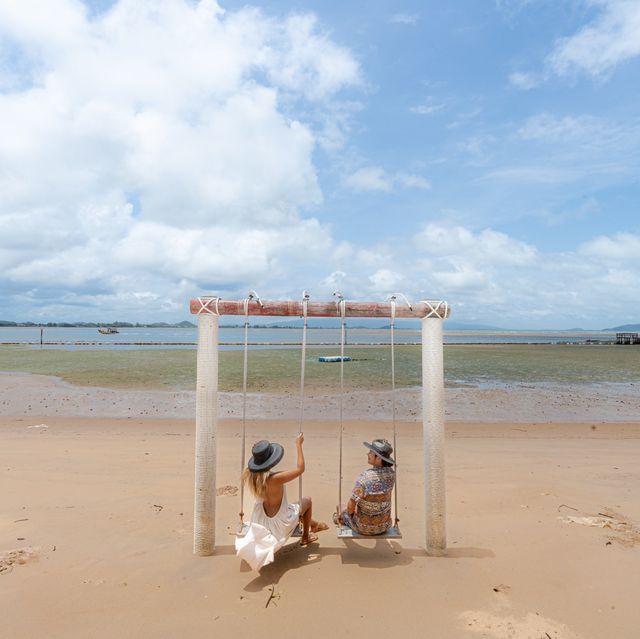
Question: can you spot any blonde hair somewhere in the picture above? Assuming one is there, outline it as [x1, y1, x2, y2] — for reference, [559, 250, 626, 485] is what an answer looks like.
[242, 468, 270, 499]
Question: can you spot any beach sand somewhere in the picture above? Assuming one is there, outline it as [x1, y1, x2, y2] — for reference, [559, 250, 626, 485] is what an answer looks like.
[1, 376, 639, 638]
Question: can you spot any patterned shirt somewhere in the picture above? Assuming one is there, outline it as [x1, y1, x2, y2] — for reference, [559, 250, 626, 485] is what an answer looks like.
[351, 466, 395, 535]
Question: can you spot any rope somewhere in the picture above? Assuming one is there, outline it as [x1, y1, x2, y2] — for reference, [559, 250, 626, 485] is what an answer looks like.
[388, 293, 413, 527]
[298, 291, 310, 511]
[334, 291, 346, 516]
[421, 300, 448, 319]
[389, 297, 399, 526]
[238, 291, 263, 530]
[195, 296, 220, 315]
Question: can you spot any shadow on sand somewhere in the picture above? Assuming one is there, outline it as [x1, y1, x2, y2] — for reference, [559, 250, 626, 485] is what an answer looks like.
[211, 539, 495, 592]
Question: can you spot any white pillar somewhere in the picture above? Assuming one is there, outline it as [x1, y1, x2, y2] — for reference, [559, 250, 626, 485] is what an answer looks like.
[194, 312, 218, 555]
[422, 317, 446, 555]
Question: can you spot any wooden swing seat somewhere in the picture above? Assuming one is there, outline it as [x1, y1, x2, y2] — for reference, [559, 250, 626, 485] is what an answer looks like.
[336, 525, 402, 540]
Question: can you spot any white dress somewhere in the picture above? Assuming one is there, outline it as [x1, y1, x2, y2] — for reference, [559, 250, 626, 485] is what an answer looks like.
[235, 486, 301, 571]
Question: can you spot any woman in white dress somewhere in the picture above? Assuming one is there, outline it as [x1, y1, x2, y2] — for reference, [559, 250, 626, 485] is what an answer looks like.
[235, 433, 327, 570]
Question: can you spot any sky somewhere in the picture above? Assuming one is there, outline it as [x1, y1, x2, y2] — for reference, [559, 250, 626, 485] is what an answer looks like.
[0, 0, 639, 329]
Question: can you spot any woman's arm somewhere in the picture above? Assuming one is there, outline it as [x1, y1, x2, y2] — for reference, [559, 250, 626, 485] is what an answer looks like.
[269, 433, 305, 484]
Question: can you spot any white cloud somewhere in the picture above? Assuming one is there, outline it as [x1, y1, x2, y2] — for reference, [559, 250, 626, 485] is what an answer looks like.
[416, 224, 537, 266]
[320, 270, 347, 291]
[509, 71, 539, 90]
[431, 266, 490, 292]
[344, 167, 430, 192]
[396, 174, 431, 190]
[344, 166, 393, 192]
[579, 232, 640, 261]
[390, 13, 418, 25]
[368, 269, 404, 294]
[479, 112, 640, 188]
[547, 0, 640, 77]
[264, 13, 361, 101]
[410, 97, 445, 115]
[517, 113, 605, 140]
[480, 166, 583, 184]
[458, 134, 497, 164]
[0, 0, 361, 318]
[402, 223, 640, 326]
[1, 2, 640, 329]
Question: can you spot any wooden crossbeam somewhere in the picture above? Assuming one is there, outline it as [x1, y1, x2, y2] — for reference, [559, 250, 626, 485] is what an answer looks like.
[190, 298, 450, 319]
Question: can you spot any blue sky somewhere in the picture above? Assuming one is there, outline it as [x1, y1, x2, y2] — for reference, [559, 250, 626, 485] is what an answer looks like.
[0, 0, 639, 328]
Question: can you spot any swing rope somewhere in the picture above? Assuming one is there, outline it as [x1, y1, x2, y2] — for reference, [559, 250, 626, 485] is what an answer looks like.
[334, 294, 405, 539]
[388, 293, 412, 527]
[238, 290, 263, 531]
[298, 291, 310, 512]
[389, 297, 399, 526]
[334, 291, 346, 515]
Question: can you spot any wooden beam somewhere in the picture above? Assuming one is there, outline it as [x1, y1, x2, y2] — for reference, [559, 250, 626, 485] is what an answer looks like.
[190, 298, 450, 319]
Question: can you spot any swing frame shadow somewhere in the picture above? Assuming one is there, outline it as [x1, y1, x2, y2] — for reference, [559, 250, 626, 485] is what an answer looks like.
[190, 295, 450, 558]
[208, 541, 494, 590]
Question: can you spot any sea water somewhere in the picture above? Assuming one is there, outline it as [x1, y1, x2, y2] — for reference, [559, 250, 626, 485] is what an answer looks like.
[0, 326, 617, 350]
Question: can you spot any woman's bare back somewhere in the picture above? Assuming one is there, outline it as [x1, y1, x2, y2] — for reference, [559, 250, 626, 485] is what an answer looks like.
[262, 475, 284, 517]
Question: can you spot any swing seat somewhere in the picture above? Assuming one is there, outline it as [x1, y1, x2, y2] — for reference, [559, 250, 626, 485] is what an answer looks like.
[235, 522, 303, 538]
[336, 525, 402, 540]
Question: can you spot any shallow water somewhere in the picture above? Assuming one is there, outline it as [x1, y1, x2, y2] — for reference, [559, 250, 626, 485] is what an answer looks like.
[1, 343, 638, 392]
[0, 326, 617, 349]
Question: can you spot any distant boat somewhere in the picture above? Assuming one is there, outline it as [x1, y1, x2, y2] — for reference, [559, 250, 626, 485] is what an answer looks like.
[98, 327, 119, 335]
[318, 355, 351, 363]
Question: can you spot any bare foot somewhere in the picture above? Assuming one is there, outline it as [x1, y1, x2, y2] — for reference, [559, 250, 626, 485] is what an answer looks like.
[300, 532, 319, 546]
[310, 521, 329, 533]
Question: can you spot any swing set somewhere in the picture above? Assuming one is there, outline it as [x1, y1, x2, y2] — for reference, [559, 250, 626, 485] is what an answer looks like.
[190, 293, 450, 555]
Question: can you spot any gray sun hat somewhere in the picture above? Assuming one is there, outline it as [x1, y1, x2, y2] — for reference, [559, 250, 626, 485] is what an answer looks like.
[247, 440, 284, 472]
[363, 438, 395, 465]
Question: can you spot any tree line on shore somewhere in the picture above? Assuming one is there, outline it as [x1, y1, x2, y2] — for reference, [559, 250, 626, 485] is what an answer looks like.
[0, 320, 196, 328]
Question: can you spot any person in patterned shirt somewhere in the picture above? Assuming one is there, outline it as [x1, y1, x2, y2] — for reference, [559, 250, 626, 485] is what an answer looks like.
[334, 439, 396, 535]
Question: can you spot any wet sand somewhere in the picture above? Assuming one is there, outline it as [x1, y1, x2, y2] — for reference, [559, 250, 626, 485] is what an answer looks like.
[1, 372, 639, 422]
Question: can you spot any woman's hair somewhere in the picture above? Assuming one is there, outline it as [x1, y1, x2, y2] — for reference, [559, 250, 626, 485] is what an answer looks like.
[381, 459, 393, 468]
[242, 467, 270, 499]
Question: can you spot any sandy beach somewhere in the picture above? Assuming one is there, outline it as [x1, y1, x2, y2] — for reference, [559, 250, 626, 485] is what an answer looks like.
[1, 375, 639, 638]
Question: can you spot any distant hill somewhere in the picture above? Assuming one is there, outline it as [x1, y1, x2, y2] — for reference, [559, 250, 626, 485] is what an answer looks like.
[219, 317, 505, 330]
[442, 321, 504, 331]
[603, 324, 640, 332]
[0, 320, 196, 328]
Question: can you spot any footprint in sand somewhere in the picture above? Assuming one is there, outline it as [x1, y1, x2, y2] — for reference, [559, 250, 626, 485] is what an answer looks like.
[0, 546, 39, 575]
[461, 610, 580, 639]
[217, 485, 239, 497]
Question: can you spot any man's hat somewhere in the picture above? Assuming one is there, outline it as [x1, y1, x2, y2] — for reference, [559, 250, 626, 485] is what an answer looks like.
[363, 439, 395, 465]
[247, 440, 284, 472]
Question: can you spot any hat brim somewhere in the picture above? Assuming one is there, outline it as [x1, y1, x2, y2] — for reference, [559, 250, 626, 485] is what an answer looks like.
[248, 443, 284, 472]
[363, 441, 395, 465]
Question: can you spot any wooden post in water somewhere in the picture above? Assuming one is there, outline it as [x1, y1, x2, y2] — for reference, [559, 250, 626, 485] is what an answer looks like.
[190, 296, 450, 555]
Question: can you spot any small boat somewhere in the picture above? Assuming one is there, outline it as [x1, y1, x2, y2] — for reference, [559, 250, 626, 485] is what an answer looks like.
[318, 355, 351, 363]
[98, 327, 119, 335]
